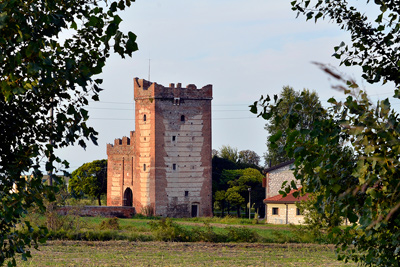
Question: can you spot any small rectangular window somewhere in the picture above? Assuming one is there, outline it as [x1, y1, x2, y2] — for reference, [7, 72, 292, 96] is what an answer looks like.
[272, 207, 279, 215]
[185, 191, 189, 197]
[143, 164, 146, 171]
[296, 208, 302, 216]
[172, 136, 176, 142]
[143, 114, 146, 121]
[173, 164, 176, 170]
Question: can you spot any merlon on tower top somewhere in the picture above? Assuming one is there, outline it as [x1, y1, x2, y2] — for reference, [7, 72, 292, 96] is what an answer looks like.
[133, 77, 213, 100]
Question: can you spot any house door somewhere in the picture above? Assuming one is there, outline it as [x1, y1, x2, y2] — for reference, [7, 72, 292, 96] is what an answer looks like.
[191, 204, 198, 217]
[123, 188, 133, 206]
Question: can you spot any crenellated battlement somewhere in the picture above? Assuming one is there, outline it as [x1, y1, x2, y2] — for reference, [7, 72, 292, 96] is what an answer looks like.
[107, 131, 135, 154]
[134, 77, 212, 100]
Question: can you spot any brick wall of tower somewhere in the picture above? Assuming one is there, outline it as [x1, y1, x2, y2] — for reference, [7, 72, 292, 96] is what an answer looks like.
[106, 131, 137, 206]
[134, 97, 156, 214]
[134, 78, 213, 217]
[154, 98, 212, 217]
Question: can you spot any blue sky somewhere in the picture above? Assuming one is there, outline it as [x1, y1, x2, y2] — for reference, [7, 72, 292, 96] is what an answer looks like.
[56, 0, 400, 171]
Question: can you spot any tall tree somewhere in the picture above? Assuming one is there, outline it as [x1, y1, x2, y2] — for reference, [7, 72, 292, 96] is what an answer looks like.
[220, 168, 264, 218]
[238, 150, 260, 166]
[214, 190, 227, 216]
[227, 168, 265, 218]
[252, 1, 400, 266]
[212, 149, 264, 216]
[212, 149, 219, 158]
[264, 86, 322, 166]
[0, 0, 137, 265]
[69, 159, 107, 206]
[212, 155, 238, 194]
[225, 187, 245, 218]
[219, 145, 239, 163]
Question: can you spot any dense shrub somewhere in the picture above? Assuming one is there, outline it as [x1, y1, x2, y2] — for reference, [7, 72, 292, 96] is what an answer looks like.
[140, 205, 155, 217]
[148, 218, 191, 242]
[290, 224, 332, 244]
[99, 218, 120, 230]
[134, 213, 161, 220]
[46, 229, 152, 242]
[148, 218, 263, 243]
[225, 227, 260, 243]
[190, 222, 224, 242]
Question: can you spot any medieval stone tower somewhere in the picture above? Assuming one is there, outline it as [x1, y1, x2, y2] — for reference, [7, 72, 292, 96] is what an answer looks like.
[107, 78, 213, 217]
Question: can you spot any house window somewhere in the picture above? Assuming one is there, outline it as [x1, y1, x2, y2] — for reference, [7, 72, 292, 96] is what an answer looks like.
[143, 164, 146, 171]
[172, 136, 176, 142]
[296, 208, 302, 216]
[173, 164, 176, 170]
[272, 207, 279, 215]
[185, 191, 189, 197]
[143, 114, 146, 121]
[181, 115, 185, 122]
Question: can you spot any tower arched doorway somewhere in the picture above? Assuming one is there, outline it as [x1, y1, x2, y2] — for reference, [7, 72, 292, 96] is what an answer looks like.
[123, 188, 133, 207]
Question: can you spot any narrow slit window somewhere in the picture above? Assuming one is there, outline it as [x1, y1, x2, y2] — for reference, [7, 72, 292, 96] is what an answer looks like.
[143, 114, 147, 121]
[143, 164, 146, 171]
[185, 191, 189, 197]
[172, 136, 176, 142]
[181, 115, 185, 122]
[173, 164, 176, 170]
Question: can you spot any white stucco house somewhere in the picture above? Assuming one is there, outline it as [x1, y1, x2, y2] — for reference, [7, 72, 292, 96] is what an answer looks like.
[263, 160, 308, 224]
[264, 188, 309, 225]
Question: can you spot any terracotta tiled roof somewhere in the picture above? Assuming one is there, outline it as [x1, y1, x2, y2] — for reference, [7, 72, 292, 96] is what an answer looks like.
[264, 188, 309, 204]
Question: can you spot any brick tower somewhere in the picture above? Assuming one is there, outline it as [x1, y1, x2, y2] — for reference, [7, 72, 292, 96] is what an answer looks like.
[107, 78, 213, 217]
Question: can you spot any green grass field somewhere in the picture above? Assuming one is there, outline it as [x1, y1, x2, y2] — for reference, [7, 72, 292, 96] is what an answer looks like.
[17, 241, 356, 267]
[13, 215, 358, 266]
[24, 214, 312, 241]
[35, 216, 319, 244]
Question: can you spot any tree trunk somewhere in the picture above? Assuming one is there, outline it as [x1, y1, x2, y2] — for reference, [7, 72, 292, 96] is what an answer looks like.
[98, 195, 101, 206]
[236, 206, 241, 218]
